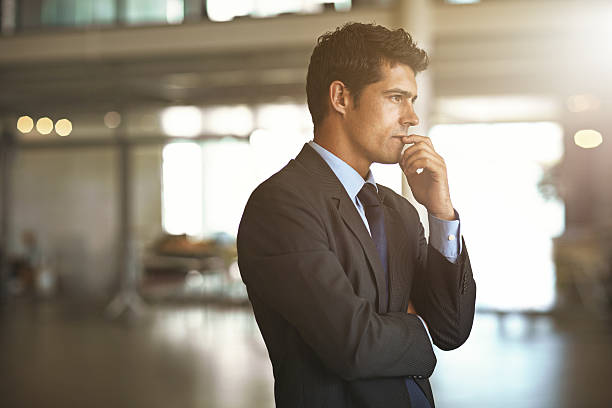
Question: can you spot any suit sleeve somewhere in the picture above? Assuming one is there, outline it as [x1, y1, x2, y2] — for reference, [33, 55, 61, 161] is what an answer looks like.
[237, 181, 436, 381]
[409, 205, 476, 351]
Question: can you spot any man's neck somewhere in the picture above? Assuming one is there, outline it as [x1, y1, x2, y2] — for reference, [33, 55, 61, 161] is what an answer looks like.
[313, 128, 370, 179]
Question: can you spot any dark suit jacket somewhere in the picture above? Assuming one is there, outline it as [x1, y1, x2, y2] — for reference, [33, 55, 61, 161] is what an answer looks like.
[237, 144, 476, 407]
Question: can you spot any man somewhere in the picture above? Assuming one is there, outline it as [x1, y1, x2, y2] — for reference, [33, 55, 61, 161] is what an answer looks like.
[237, 22, 476, 408]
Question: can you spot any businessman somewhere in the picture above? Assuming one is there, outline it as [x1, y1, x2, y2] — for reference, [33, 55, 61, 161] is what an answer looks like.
[237, 22, 476, 408]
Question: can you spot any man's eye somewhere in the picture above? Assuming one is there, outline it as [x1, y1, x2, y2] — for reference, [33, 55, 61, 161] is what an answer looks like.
[391, 95, 403, 103]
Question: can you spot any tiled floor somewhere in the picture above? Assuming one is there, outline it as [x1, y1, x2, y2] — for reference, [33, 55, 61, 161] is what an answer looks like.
[1, 298, 611, 408]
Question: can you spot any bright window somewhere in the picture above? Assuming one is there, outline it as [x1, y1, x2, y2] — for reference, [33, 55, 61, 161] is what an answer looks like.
[161, 103, 313, 239]
[201, 138, 257, 238]
[162, 142, 203, 236]
[429, 122, 565, 311]
[206, 0, 351, 22]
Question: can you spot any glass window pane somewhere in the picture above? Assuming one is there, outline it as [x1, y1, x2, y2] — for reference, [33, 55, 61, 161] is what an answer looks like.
[39, 0, 115, 27]
[125, 0, 184, 25]
[93, 0, 116, 24]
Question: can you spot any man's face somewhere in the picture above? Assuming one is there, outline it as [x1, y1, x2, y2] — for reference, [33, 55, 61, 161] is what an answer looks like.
[344, 63, 420, 165]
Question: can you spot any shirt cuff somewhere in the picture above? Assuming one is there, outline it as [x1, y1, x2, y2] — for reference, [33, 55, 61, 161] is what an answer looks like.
[428, 209, 462, 264]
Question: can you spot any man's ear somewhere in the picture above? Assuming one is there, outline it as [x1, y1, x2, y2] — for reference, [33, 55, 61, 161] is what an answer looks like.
[329, 80, 351, 116]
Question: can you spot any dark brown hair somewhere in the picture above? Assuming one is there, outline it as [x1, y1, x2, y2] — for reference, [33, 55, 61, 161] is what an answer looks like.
[306, 22, 429, 129]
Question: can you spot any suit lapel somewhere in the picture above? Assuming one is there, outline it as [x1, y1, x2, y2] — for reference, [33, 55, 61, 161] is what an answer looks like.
[334, 196, 387, 313]
[295, 144, 388, 313]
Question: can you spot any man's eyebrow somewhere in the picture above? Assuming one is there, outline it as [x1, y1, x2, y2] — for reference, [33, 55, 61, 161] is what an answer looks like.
[382, 88, 417, 100]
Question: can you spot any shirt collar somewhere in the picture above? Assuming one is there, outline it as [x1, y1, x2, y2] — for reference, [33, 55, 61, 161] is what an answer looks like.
[308, 141, 377, 202]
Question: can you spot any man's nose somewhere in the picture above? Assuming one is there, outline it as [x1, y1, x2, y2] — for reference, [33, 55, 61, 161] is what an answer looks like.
[401, 106, 419, 127]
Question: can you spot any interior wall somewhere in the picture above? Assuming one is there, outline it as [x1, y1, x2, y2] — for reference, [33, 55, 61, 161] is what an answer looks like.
[9, 145, 162, 297]
[561, 113, 612, 230]
[10, 147, 119, 298]
[9, 143, 165, 298]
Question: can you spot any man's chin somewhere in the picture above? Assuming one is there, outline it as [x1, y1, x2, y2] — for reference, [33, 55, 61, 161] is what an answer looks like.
[372, 148, 403, 165]
[374, 156, 401, 165]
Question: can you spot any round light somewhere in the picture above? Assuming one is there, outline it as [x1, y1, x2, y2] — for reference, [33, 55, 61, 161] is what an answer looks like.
[17, 116, 34, 133]
[36, 117, 54, 135]
[55, 118, 72, 137]
[104, 111, 121, 129]
[574, 129, 603, 149]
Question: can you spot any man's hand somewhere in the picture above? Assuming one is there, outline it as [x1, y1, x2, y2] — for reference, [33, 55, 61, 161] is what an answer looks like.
[399, 135, 455, 221]
[407, 301, 417, 314]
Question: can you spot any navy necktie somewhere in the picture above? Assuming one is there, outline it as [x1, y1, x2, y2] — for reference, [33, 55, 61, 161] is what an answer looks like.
[357, 183, 389, 308]
[357, 183, 431, 408]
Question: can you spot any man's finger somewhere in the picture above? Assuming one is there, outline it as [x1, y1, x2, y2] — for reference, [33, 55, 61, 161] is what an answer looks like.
[402, 150, 447, 176]
[401, 149, 443, 171]
[401, 137, 440, 159]
[402, 134, 434, 149]
[401, 143, 439, 162]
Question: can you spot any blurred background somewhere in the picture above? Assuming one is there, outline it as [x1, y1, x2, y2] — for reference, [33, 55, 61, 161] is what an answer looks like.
[0, 0, 611, 407]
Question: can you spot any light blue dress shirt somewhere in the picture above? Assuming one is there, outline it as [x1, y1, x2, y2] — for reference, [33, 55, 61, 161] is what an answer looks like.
[308, 141, 461, 263]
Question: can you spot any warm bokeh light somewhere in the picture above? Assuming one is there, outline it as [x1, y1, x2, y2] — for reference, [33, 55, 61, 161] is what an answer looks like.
[574, 129, 603, 149]
[17, 115, 34, 133]
[36, 117, 54, 135]
[104, 111, 121, 129]
[55, 118, 72, 137]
